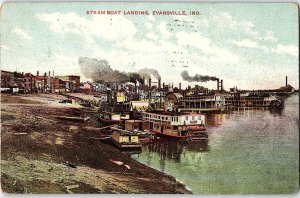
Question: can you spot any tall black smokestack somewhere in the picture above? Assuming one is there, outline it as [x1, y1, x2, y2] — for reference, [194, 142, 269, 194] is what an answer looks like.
[37, 71, 39, 76]
[179, 83, 181, 90]
[286, 76, 288, 87]
[148, 78, 152, 90]
[49, 71, 51, 77]
[217, 79, 220, 91]
[158, 78, 161, 90]
[221, 80, 223, 91]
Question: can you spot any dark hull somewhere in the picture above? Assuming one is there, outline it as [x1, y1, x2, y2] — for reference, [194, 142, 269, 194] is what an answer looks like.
[151, 129, 208, 141]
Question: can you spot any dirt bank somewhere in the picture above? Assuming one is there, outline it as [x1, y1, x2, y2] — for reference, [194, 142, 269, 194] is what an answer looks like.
[1, 93, 190, 194]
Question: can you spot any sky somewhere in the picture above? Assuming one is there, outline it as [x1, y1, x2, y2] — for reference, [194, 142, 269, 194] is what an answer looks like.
[0, 2, 299, 90]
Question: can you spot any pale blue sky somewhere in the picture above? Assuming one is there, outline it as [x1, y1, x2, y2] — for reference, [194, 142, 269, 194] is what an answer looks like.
[0, 2, 298, 90]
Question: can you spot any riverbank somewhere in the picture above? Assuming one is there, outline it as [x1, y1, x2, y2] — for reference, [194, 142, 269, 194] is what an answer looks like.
[1, 93, 191, 194]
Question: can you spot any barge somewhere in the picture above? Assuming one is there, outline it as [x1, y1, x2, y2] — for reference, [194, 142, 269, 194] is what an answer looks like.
[111, 127, 142, 149]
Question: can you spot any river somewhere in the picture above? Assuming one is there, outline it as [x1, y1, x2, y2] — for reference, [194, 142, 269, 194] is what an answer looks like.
[131, 94, 299, 194]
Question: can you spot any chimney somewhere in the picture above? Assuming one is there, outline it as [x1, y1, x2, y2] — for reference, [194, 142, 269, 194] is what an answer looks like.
[37, 71, 39, 76]
[179, 83, 182, 90]
[286, 76, 288, 87]
[221, 80, 223, 91]
[52, 70, 54, 77]
[217, 79, 220, 91]
[148, 78, 152, 90]
[148, 78, 151, 106]
[49, 71, 51, 77]
[158, 78, 161, 90]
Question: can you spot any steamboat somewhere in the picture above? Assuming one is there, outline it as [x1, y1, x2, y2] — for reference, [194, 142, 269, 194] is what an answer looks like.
[141, 110, 208, 141]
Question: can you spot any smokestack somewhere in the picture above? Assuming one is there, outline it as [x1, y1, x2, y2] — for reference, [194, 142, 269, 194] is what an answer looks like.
[217, 79, 219, 91]
[49, 71, 51, 77]
[158, 78, 161, 90]
[179, 83, 181, 90]
[37, 71, 39, 76]
[44, 72, 47, 93]
[221, 80, 223, 91]
[286, 76, 288, 87]
[148, 78, 152, 90]
[148, 78, 151, 106]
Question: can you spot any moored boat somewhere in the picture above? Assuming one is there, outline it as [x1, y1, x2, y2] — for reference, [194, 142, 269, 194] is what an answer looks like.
[98, 111, 128, 125]
[111, 127, 142, 149]
[141, 110, 208, 141]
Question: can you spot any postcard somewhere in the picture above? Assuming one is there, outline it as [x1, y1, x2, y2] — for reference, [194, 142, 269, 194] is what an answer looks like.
[0, 2, 299, 194]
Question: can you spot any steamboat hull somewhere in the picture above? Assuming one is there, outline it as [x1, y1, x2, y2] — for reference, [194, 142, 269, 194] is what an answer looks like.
[151, 129, 208, 141]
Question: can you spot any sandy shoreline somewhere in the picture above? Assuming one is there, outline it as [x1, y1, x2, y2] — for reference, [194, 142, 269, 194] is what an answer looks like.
[1, 93, 191, 194]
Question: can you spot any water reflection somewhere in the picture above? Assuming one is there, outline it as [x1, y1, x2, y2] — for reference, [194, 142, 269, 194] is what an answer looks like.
[205, 113, 227, 127]
[144, 140, 209, 164]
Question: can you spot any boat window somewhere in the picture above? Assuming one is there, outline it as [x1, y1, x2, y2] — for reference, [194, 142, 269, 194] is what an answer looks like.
[198, 116, 201, 120]
[176, 117, 178, 122]
[185, 116, 188, 120]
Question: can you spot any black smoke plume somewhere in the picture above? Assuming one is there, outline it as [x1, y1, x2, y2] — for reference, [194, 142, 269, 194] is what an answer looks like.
[181, 70, 218, 82]
[138, 68, 161, 80]
[79, 57, 129, 82]
[79, 57, 161, 84]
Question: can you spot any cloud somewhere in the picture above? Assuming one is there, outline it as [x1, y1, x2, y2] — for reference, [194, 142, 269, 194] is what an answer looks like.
[231, 38, 297, 57]
[177, 32, 239, 64]
[213, 12, 237, 28]
[146, 32, 158, 41]
[0, 45, 10, 50]
[232, 39, 258, 48]
[213, 12, 278, 45]
[158, 22, 172, 39]
[263, 31, 278, 42]
[145, 22, 153, 29]
[12, 28, 31, 40]
[37, 12, 137, 41]
[272, 44, 298, 57]
[148, 14, 155, 22]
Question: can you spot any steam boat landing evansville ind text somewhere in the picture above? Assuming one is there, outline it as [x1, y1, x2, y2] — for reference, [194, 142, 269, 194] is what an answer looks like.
[141, 110, 208, 141]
